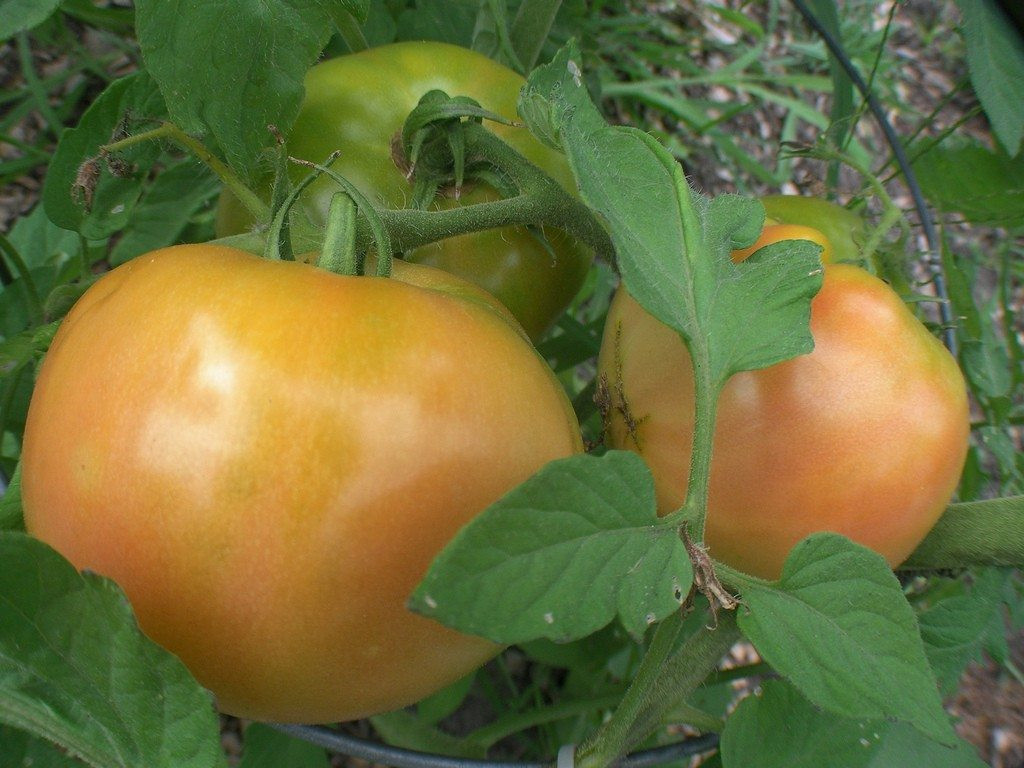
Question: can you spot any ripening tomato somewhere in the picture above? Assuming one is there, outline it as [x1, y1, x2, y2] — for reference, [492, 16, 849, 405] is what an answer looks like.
[216, 41, 593, 340]
[598, 223, 969, 580]
[21, 244, 582, 723]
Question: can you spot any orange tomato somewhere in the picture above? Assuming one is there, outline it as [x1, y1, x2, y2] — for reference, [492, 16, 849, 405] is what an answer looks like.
[21, 244, 582, 722]
[598, 225, 969, 579]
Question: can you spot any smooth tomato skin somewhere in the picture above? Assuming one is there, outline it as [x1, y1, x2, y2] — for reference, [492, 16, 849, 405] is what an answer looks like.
[21, 244, 582, 723]
[216, 41, 593, 340]
[598, 263, 970, 580]
[761, 195, 865, 264]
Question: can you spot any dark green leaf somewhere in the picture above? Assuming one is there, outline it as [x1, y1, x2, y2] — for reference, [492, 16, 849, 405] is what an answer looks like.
[109, 161, 220, 265]
[0, 0, 62, 40]
[737, 534, 956, 745]
[42, 73, 167, 239]
[410, 451, 692, 644]
[956, 0, 1024, 155]
[961, 331, 1013, 400]
[0, 465, 23, 532]
[0, 533, 226, 768]
[721, 679, 986, 768]
[0, 723, 81, 767]
[238, 723, 328, 768]
[919, 569, 1010, 696]
[912, 138, 1024, 226]
[2, 208, 84, 338]
[416, 671, 475, 726]
[135, 0, 335, 177]
[396, 0, 478, 46]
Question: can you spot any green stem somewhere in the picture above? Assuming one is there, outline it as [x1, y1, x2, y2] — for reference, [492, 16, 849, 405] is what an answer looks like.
[684, 362, 719, 540]
[899, 496, 1024, 571]
[266, 161, 337, 261]
[318, 192, 359, 275]
[100, 122, 270, 224]
[327, 6, 369, 52]
[622, 610, 741, 752]
[574, 612, 684, 768]
[291, 158, 394, 276]
[460, 125, 615, 261]
[509, 0, 562, 72]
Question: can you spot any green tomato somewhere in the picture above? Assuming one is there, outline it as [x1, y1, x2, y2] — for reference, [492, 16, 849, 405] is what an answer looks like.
[761, 195, 866, 265]
[216, 41, 592, 340]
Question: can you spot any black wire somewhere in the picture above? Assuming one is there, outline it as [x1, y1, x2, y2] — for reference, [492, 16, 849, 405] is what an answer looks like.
[272, 724, 719, 768]
[790, 0, 959, 357]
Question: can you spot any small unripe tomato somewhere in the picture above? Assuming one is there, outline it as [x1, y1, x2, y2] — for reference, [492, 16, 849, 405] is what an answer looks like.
[21, 244, 582, 722]
[598, 224, 969, 580]
[216, 41, 593, 341]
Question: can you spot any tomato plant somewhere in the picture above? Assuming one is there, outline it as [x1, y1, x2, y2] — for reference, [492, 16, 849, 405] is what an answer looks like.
[19, 244, 583, 723]
[598, 219, 971, 580]
[216, 41, 593, 340]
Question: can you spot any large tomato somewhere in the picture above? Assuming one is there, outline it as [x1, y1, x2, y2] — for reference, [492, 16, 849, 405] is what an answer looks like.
[216, 41, 593, 341]
[20, 244, 582, 723]
[598, 221, 969, 580]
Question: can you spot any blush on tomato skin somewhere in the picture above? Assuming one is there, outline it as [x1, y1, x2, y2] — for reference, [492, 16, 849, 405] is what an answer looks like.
[599, 242, 969, 581]
[22, 244, 583, 723]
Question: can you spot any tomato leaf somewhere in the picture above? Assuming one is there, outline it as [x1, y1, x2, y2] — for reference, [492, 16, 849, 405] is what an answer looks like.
[396, 0, 478, 47]
[0, 0, 62, 40]
[955, 0, 1024, 156]
[0, 724, 74, 768]
[409, 451, 693, 644]
[42, 73, 167, 239]
[329, 0, 369, 24]
[736, 534, 957, 747]
[918, 569, 1011, 697]
[0, 466, 23, 532]
[0, 533, 226, 768]
[135, 0, 338, 178]
[721, 679, 987, 768]
[520, 42, 823, 387]
[912, 137, 1024, 227]
[108, 160, 220, 265]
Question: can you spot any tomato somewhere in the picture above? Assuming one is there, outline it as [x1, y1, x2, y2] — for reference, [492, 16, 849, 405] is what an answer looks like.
[20, 244, 582, 723]
[761, 195, 866, 264]
[216, 41, 593, 341]
[598, 224, 970, 580]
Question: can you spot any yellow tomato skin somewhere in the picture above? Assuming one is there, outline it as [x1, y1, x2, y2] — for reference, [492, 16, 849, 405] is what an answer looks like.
[21, 245, 582, 723]
[598, 263, 970, 580]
